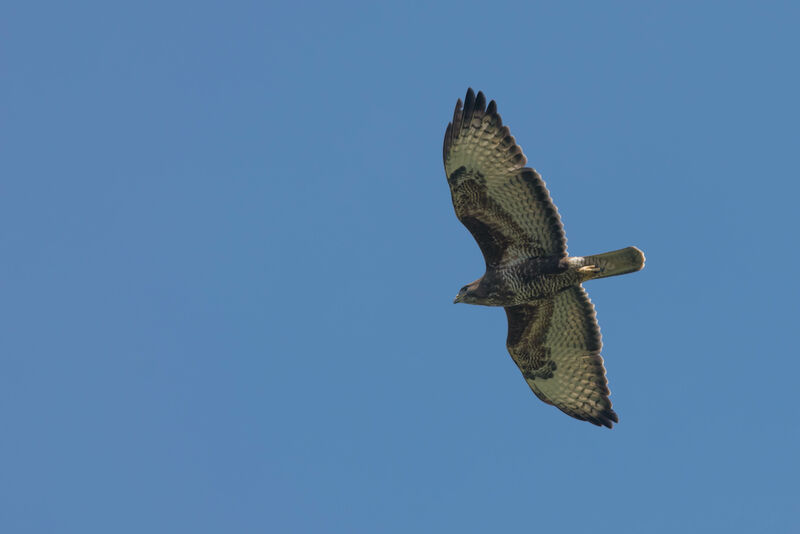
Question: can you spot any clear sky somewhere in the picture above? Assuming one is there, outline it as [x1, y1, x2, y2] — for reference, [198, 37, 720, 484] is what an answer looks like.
[2, 1, 799, 532]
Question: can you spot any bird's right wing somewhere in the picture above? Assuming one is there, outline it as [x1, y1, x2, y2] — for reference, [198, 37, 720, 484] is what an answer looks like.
[504, 285, 618, 428]
[443, 89, 567, 266]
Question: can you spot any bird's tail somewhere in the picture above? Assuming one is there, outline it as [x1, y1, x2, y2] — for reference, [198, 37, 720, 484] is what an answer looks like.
[578, 246, 645, 280]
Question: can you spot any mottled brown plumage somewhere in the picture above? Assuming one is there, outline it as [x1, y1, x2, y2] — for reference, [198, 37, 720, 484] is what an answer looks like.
[444, 88, 644, 428]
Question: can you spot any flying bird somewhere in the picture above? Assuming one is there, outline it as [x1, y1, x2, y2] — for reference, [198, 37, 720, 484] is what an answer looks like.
[444, 88, 644, 428]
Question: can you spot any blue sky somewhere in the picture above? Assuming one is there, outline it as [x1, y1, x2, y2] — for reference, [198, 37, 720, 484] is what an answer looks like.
[2, 1, 799, 532]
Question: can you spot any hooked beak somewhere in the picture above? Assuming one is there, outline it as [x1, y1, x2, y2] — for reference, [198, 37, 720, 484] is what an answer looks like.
[453, 293, 463, 304]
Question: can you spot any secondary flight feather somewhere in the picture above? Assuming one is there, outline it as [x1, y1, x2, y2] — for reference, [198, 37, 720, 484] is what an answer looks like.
[444, 88, 644, 428]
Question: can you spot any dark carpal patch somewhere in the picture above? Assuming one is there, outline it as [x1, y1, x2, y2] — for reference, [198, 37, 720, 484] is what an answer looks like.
[450, 174, 547, 263]
[505, 300, 557, 380]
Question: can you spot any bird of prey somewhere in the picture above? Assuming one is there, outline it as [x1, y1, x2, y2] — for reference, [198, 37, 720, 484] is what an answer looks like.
[444, 88, 644, 428]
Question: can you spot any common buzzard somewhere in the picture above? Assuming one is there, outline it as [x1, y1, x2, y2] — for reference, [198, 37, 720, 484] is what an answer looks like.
[444, 88, 644, 428]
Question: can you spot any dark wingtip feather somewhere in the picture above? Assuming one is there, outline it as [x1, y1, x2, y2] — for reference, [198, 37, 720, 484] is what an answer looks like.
[588, 416, 613, 429]
[444, 97, 464, 164]
[464, 88, 475, 109]
[463, 88, 476, 128]
[605, 414, 619, 429]
[597, 408, 619, 429]
[444, 89, 507, 166]
[443, 123, 452, 164]
[474, 91, 486, 113]
[453, 98, 463, 127]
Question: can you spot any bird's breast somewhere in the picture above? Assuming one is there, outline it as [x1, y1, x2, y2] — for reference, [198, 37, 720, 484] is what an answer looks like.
[479, 259, 578, 305]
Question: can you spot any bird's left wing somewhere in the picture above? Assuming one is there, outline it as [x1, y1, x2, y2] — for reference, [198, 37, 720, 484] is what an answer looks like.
[504, 285, 618, 428]
[443, 89, 566, 266]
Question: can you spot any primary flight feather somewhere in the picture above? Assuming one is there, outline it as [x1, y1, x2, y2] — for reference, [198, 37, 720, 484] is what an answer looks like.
[444, 88, 644, 428]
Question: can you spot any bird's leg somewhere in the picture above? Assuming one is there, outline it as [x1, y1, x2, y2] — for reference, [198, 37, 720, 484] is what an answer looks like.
[578, 265, 602, 273]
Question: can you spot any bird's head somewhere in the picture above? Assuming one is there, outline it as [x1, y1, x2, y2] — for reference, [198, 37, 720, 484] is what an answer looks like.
[453, 280, 481, 304]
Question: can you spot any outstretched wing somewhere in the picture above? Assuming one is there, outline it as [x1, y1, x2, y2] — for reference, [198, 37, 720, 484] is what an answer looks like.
[504, 285, 618, 428]
[443, 88, 566, 266]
